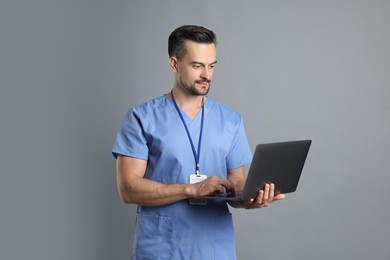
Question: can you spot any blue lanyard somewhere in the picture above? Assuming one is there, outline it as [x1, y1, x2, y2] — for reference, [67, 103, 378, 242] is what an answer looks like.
[171, 90, 204, 176]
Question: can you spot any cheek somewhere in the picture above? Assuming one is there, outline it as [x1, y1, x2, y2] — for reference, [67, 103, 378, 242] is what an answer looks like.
[184, 70, 199, 81]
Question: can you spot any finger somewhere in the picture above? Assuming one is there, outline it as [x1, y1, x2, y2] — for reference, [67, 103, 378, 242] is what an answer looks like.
[269, 183, 274, 195]
[268, 183, 275, 202]
[262, 184, 274, 207]
[220, 179, 235, 194]
[211, 180, 228, 194]
[254, 189, 264, 206]
[198, 180, 221, 195]
[262, 184, 270, 203]
[274, 193, 285, 200]
[249, 190, 267, 209]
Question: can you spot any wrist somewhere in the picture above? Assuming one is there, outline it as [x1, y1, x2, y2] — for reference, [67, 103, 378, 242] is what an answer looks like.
[184, 184, 197, 198]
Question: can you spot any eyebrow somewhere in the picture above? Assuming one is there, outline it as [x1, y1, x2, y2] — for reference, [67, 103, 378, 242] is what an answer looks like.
[191, 61, 218, 66]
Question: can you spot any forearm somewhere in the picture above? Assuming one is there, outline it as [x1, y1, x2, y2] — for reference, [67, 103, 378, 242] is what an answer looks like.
[118, 175, 234, 206]
[119, 178, 196, 206]
[226, 167, 247, 208]
[116, 156, 233, 206]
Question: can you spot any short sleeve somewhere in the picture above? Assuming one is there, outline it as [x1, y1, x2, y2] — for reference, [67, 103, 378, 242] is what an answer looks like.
[112, 108, 149, 160]
[226, 116, 252, 170]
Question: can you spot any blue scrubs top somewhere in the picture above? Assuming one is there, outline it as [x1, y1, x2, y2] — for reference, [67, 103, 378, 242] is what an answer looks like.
[113, 95, 252, 260]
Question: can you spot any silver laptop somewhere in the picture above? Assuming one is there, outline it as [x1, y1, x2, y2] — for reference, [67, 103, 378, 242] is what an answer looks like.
[204, 140, 312, 201]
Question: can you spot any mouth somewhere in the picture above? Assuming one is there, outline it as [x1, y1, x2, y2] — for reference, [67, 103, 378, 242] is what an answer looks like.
[196, 80, 210, 87]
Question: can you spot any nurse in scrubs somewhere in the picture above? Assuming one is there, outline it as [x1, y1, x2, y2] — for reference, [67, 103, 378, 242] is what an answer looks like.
[113, 25, 285, 260]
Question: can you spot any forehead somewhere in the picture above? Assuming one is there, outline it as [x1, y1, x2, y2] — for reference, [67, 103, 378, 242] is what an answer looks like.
[182, 40, 217, 63]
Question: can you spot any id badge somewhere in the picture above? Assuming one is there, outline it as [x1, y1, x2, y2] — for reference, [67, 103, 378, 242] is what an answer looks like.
[189, 174, 208, 205]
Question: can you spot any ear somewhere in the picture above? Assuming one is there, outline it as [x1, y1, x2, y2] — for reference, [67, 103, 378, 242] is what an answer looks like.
[169, 57, 178, 73]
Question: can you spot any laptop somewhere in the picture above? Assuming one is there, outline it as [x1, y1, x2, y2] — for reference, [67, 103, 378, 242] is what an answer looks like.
[204, 139, 312, 201]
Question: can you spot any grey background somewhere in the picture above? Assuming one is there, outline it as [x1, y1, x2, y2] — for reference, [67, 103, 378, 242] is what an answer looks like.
[1, 0, 389, 259]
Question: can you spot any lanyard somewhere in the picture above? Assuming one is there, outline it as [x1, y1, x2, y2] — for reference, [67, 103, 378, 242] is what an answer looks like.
[171, 90, 204, 177]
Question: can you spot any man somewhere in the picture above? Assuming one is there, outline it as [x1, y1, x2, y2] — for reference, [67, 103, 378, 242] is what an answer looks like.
[112, 25, 285, 260]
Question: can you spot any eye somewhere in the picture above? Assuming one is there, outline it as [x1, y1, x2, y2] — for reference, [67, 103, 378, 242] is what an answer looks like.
[193, 65, 201, 69]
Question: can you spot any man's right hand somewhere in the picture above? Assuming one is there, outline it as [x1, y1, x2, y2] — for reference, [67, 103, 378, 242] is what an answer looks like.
[189, 176, 236, 198]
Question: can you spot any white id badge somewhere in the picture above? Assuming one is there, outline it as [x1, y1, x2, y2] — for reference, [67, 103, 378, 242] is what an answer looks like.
[189, 174, 208, 205]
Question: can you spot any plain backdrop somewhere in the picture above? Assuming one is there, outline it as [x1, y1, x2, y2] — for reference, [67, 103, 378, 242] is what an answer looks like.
[1, 0, 389, 259]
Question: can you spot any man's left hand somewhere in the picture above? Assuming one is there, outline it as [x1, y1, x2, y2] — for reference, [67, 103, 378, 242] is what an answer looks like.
[245, 183, 285, 209]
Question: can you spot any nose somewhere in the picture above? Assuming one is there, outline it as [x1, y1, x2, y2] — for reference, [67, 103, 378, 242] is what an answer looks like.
[200, 67, 212, 80]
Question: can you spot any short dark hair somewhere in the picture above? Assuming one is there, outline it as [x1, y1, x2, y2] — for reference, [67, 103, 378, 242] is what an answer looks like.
[168, 25, 217, 60]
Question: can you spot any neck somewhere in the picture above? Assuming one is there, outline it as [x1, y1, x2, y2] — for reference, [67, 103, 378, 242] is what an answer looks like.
[170, 87, 205, 110]
[169, 88, 205, 120]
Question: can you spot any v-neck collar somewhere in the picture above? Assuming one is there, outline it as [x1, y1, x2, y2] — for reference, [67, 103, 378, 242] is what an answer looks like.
[165, 94, 211, 126]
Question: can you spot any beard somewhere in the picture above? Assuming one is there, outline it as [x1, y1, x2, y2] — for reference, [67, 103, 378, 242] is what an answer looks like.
[178, 76, 211, 96]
